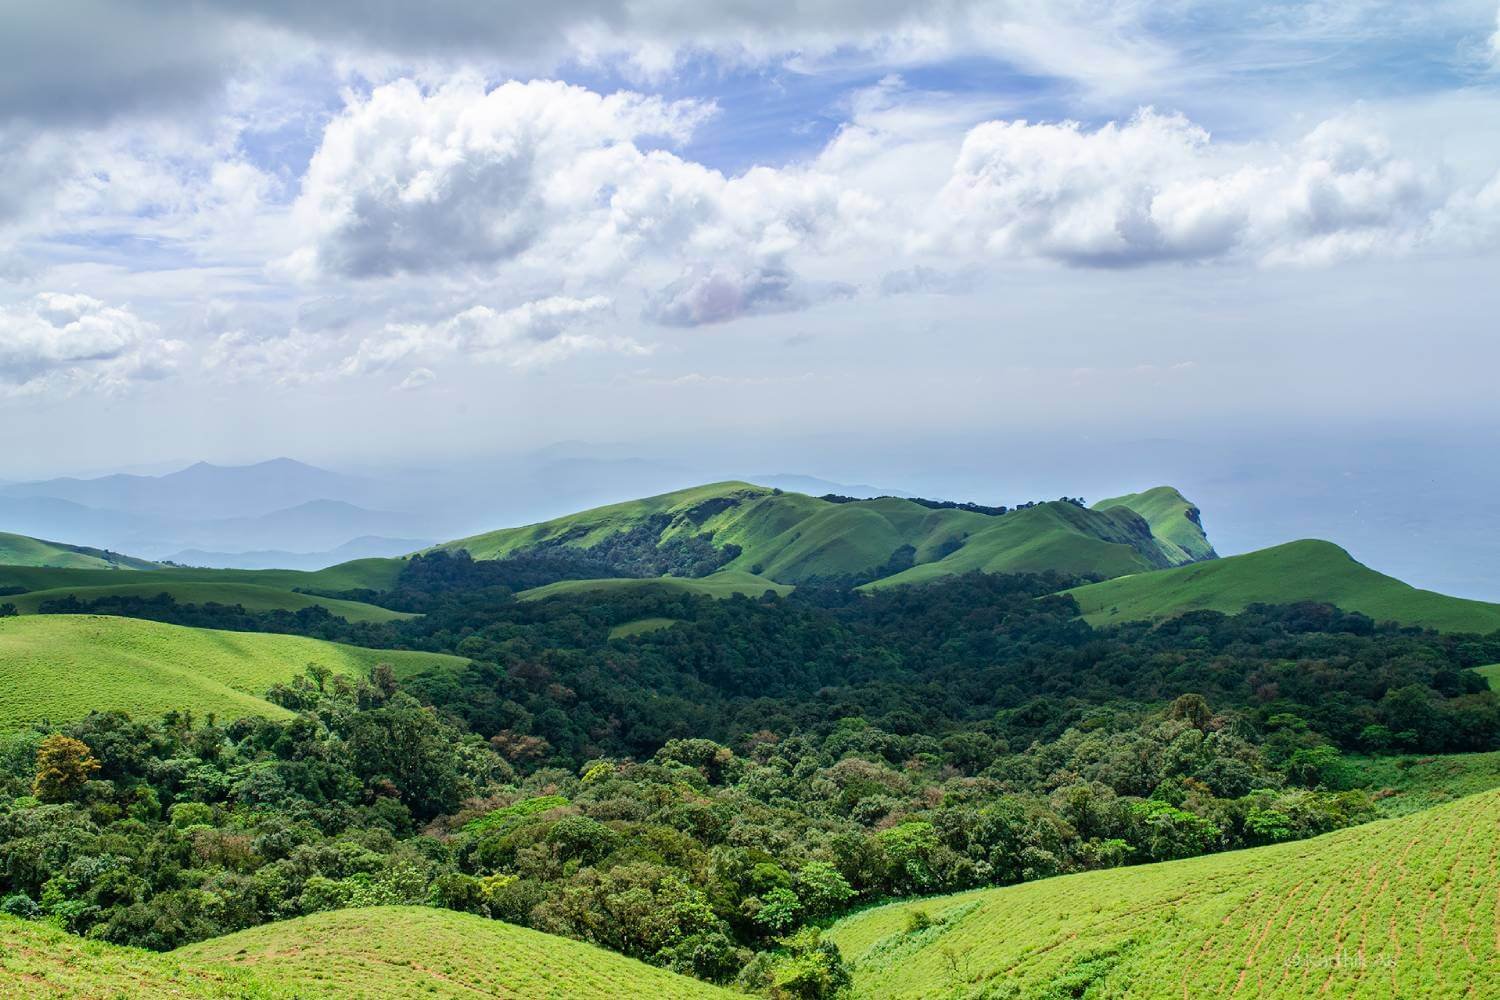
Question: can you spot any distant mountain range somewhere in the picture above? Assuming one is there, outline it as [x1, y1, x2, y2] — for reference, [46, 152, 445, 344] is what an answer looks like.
[0, 457, 908, 570]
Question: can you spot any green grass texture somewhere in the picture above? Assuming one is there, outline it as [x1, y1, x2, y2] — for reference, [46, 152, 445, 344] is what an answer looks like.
[1475, 664, 1499, 690]
[1349, 751, 1500, 817]
[0, 557, 404, 597]
[437, 481, 1209, 587]
[0, 615, 466, 728]
[1067, 539, 1500, 634]
[608, 616, 683, 639]
[829, 787, 1500, 998]
[0, 531, 157, 571]
[0, 906, 734, 998]
[1, 581, 410, 623]
[518, 569, 792, 603]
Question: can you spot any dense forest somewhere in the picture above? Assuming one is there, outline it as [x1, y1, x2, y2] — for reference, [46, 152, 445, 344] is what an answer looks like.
[4, 552, 1499, 992]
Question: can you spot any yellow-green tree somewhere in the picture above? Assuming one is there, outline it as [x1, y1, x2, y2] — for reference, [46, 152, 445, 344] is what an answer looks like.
[32, 734, 100, 803]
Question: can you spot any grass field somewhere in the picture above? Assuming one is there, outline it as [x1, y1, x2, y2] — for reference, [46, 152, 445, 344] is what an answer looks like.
[519, 570, 792, 602]
[177, 906, 733, 999]
[1, 581, 410, 623]
[438, 481, 1209, 587]
[1476, 664, 1500, 690]
[0, 615, 467, 728]
[0, 557, 404, 598]
[0, 531, 157, 571]
[1067, 539, 1500, 633]
[1349, 752, 1500, 817]
[608, 616, 682, 639]
[1093, 485, 1218, 563]
[829, 788, 1500, 998]
[0, 915, 261, 997]
[0, 906, 734, 998]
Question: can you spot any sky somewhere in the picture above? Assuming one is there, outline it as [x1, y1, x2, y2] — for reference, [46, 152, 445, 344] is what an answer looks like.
[3, 1, 1500, 592]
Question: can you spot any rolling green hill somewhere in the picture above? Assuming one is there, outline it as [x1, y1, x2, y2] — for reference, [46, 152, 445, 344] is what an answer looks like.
[830, 788, 1500, 998]
[1, 581, 410, 623]
[1067, 539, 1500, 633]
[0, 906, 732, 998]
[1093, 485, 1217, 562]
[1476, 663, 1499, 690]
[438, 481, 1210, 588]
[0, 531, 157, 570]
[177, 906, 733, 999]
[0, 615, 467, 728]
[519, 569, 792, 602]
[0, 556, 404, 596]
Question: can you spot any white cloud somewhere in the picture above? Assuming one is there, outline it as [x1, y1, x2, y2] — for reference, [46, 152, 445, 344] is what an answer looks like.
[341, 294, 634, 373]
[0, 293, 182, 393]
[286, 77, 712, 279]
[644, 262, 856, 327]
[929, 108, 1440, 266]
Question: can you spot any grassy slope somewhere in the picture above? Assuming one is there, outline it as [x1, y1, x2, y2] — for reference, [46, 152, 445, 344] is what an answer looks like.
[177, 907, 733, 999]
[1349, 752, 1500, 817]
[1476, 664, 1500, 690]
[862, 502, 1175, 590]
[609, 617, 682, 639]
[2, 582, 410, 623]
[1093, 485, 1217, 563]
[1068, 539, 1500, 634]
[440, 482, 1206, 587]
[831, 789, 1500, 999]
[0, 558, 404, 596]
[1, 907, 732, 998]
[519, 570, 791, 602]
[0, 915, 263, 998]
[0, 531, 157, 571]
[0, 615, 467, 728]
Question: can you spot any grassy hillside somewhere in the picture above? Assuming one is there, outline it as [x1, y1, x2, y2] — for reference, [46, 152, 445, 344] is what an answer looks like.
[519, 569, 792, 602]
[0, 530, 156, 570]
[1349, 751, 1500, 817]
[0, 915, 261, 997]
[1, 581, 410, 623]
[438, 481, 1208, 587]
[0, 907, 733, 998]
[1476, 663, 1500, 689]
[1068, 539, 1500, 633]
[861, 501, 1183, 590]
[609, 616, 682, 639]
[0, 556, 403, 595]
[830, 788, 1500, 998]
[1093, 485, 1217, 562]
[0, 615, 467, 728]
[178, 906, 733, 999]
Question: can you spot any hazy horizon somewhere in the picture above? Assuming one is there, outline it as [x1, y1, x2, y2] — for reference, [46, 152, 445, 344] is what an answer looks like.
[4, 1, 1499, 597]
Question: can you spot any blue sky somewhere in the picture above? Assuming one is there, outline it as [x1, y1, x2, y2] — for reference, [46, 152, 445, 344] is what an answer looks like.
[1, 1, 1499, 580]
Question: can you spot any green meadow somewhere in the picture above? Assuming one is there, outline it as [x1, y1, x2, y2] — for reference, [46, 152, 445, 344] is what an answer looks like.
[0, 906, 733, 998]
[519, 569, 792, 602]
[1, 581, 409, 623]
[438, 481, 1208, 587]
[829, 788, 1500, 998]
[0, 531, 157, 571]
[1067, 538, 1500, 633]
[0, 556, 405, 597]
[608, 616, 683, 639]
[0, 615, 466, 728]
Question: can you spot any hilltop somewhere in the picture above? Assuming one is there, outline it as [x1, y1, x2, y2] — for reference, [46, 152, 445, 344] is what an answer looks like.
[0, 531, 156, 571]
[0, 615, 465, 728]
[1069, 538, 1500, 633]
[436, 481, 1213, 589]
[0, 906, 731, 998]
[829, 788, 1500, 998]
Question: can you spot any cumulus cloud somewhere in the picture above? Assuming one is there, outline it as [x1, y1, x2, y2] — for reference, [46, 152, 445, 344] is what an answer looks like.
[284, 77, 713, 279]
[931, 109, 1438, 267]
[644, 262, 856, 327]
[0, 293, 181, 393]
[341, 295, 634, 373]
